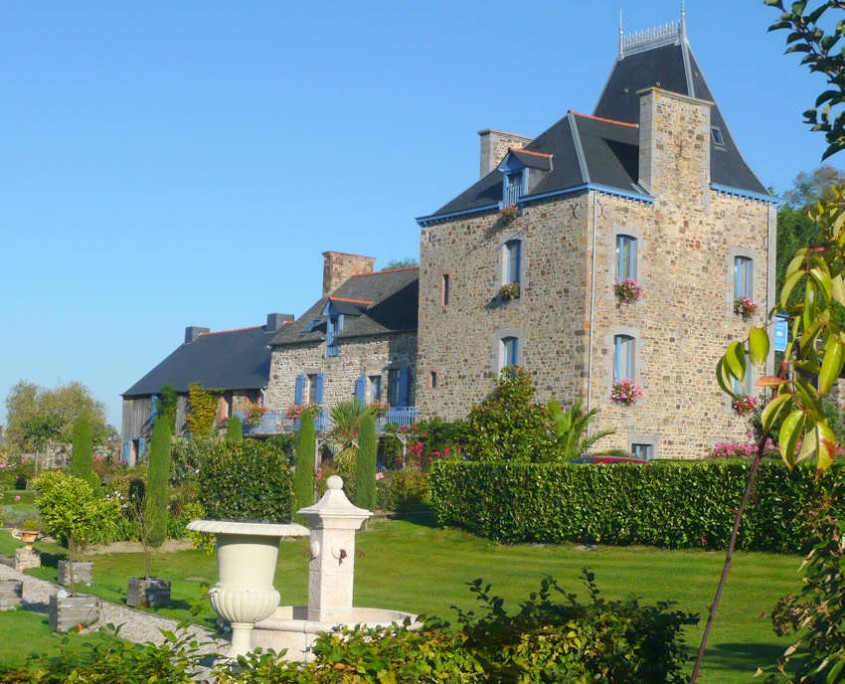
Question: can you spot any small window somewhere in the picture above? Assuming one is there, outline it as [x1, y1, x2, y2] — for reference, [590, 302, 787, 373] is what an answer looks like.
[711, 127, 725, 146]
[307, 374, 318, 403]
[429, 371, 438, 389]
[501, 336, 519, 369]
[504, 170, 523, 205]
[387, 367, 411, 408]
[614, 335, 636, 382]
[503, 239, 522, 285]
[735, 256, 753, 300]
[631, 443, 653, 460]
[732, 371, 752, 396]
[616, 235, 637, 281]
[441, 274, 451, 306]
[368, 375, 382, 403]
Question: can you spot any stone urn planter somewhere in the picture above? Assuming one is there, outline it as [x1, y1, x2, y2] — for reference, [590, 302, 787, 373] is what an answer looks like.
[18, 530, 39, 551]
[127, 577, 171, 609]
[49, 592, 101, 632]
[0, 579, 22, 611]
[58, 560, 93, 587]
[186, 519, 309, 658]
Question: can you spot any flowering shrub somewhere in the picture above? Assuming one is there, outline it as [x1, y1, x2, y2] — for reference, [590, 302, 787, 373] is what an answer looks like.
[733, 296, 758, 320]
[368, 400, 389, 417]
[287, 403, 320, 420]
[613, 278, 643, 304]
[731, 394, 757, 416]
[707, 441, 757, 459]
[497, 282, 520, 301]
[500, 203, 519, 222]
[244, 400, 267, 427]
[610, 378, 643, 405]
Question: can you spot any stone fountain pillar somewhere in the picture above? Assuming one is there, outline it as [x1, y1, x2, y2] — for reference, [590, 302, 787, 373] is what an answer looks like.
[297, 475, 372, 623]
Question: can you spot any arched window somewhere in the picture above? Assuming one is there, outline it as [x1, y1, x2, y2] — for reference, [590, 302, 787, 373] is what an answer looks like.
[503, 239, 522, 285]
[501, 336, 519, 369]
[614, 335, 635, 381]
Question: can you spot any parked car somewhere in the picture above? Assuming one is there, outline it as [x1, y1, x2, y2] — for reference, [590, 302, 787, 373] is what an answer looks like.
[569, 456, 650, 464]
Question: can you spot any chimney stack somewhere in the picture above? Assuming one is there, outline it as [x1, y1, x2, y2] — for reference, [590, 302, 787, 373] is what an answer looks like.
[478, 129, 532, 178]
[265, 313, 294, 332]
[322, 251, 376, 296]
[185, 326, 210, 343]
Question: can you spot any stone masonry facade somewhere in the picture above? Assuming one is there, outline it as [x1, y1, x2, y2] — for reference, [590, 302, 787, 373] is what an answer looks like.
[416, 88, 775, 460]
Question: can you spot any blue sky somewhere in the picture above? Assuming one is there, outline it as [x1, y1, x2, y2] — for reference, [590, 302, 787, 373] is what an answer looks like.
[1, 1, 841, 431]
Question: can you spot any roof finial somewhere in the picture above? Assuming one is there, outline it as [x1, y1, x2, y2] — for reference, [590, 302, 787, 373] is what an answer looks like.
[680, 0, 687, 42]
[618, 10, 624, 58]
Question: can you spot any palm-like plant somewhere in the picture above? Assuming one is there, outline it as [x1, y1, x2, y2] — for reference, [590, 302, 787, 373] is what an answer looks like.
[547, 399, 615, 460]
[330, 400, 373, 470]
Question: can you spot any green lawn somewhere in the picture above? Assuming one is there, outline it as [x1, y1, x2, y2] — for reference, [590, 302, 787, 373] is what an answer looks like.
[1, 515, 802, 682]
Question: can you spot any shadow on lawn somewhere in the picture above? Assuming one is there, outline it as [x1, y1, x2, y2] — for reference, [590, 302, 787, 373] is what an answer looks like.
[393, 505, 438, 528]
[701, 641, 785, 679]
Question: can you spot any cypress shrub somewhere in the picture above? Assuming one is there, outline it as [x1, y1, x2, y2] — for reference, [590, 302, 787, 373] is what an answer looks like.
[158, 384, 179, 434]
[225, 415, 243, 445]
[145, 419, 172, 549]
[355, 412, 377, 510]
[293, 414, 316, 519]
[70, 418, 99, 492]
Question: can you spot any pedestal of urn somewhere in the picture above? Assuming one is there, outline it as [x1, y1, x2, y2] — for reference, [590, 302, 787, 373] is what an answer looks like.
[187, 520, 309, 658]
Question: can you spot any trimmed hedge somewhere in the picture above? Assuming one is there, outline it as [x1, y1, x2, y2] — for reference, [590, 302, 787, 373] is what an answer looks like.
[430, 459, 842, 552]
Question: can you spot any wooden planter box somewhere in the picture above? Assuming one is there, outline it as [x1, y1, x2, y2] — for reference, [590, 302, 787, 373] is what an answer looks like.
[49, 593, 101, 632]
[127, 577, 171, 609]
[0, 579, 22, 611]
[57, 560, 93, 587]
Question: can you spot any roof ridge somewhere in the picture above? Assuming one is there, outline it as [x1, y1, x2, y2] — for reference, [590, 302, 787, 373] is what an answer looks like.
[330, 296, 373, 305]
[570, 111, 639, 128]
[511, 148, 552, 158]
[199, 325, 265, 338]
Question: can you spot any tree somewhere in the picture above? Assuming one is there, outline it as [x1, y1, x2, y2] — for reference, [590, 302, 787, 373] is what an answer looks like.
[354, 412, 377, 510]
[465, 366, 551, 462]
[384, 257, 418, 269]
[329, 399, 370, 470]
[157, 384, 179, 434]
[293, 412, 316, 520]
[766, 1, 845, 159]
[225, 415, 243, 445]
[547, 399, 615, 461]
[4, 380, 113, 453]
[21, 414, 64, 474]
[142, 418, 172, 578]
[70, 418, 100, 492]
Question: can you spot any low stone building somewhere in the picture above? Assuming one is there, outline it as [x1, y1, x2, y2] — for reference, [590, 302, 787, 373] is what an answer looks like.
[414, 17, 777, 460]
[263, 251, 418, 429]
[121, 313, 292, 462]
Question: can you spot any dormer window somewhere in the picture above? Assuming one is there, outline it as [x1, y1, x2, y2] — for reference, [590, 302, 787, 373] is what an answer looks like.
[711, 127, 725, 146]
[497, 148, 552, 207]
[325, 312, 343, 358]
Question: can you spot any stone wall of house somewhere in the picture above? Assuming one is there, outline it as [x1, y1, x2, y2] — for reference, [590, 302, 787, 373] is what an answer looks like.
[265, 333, 417, 411]
[416, 88, 775, 460]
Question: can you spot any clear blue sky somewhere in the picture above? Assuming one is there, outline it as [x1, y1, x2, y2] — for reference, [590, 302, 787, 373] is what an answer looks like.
[1, 1, 840, 431]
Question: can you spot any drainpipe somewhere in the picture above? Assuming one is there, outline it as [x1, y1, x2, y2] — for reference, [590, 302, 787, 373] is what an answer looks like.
[586, 192, 599, 434]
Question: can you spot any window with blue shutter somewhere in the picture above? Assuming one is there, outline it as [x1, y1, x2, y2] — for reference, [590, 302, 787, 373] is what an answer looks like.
[122, 440, 131, 464]
[368, 375, 382, 402]
[314, 373, 324, 404]
[616, 235, 637, 281]
[355, 376, 367, 406]
[295, 374, 305, 405]
[138, 437, 147, 461]
[734, 256, 753, 299]
[398, 367, 410, 407]
[388, 368, 411, 407]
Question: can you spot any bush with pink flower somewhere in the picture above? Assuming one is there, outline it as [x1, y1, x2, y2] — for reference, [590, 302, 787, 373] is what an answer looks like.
[731, 394, 757, 416]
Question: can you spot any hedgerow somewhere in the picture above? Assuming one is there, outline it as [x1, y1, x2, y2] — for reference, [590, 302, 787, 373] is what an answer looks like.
[430, 459, 842, 552]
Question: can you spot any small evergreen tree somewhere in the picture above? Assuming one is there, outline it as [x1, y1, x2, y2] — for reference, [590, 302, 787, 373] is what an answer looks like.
[226, 414, 243, 445]
[293, 412, 316, 520]
[157, 384, 179, 434]
[355, 412, 377, 510]
[144, 418, 172, 576]
[70, 418, 100, 492]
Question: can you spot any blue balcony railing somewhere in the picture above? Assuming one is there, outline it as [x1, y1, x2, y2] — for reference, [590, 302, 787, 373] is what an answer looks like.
[238, 406, 416, 436]
[377, 407, 417, 431]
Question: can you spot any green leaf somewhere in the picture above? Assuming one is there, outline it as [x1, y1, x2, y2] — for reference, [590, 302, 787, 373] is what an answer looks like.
[779, 409, 805, 469]
[796, 425, 817, 465]
[781, 269, 805, 308]
[715, 358, 737, 398]
[832, 274, 845, 305]
[748, 328, 770, 367]
[724, 341, 746, 383]
[794, 378, 822, 415]
[817, 421, 836, 473]
[810, 267, 833, 301]
[761, 393, 793, 435]
[818, 337, 845, 396]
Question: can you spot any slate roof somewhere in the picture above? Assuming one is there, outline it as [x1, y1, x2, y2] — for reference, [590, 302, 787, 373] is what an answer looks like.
[271, 267, 419, 346]
[418, 25, 771, 224]
[123, 324, 283, 398]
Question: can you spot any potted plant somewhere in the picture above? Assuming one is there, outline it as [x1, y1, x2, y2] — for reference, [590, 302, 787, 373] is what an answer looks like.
[18, 519, 41, 550]
[610, 378, 643, 405]
[497, 282, 521, 302]
[127, 419, 173, 609]
[33, 470, 119, 631]
[499, 203, 519, 224]
[733, 296, 758, 320]
[613, 278, 643, 304]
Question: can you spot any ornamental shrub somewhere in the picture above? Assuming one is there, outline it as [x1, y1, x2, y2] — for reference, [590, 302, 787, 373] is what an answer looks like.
[293, 413, 316, 519]
[157, 384, 179, 434]
[376, 468, 430, 511]
[197, 439, 292, 523]
[225, 414, 243, 445]
[354, 412, 377, 510]
[430, 459, 842, 552]
[70, 418, 100, 492]
[144, 418, 172, 550]
[186, 383, 221, 437]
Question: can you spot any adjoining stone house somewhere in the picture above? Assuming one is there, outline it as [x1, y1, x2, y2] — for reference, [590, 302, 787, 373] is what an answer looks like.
[414, 18, 777, 460]
[262, 251, 418, 429]
[121, 313, 293, 463]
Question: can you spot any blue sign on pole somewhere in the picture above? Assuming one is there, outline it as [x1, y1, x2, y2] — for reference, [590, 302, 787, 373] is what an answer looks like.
[774, 315, 788, 353]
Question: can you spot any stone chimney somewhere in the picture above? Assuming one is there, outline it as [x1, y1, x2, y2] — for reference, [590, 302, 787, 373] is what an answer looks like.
[185, 326, 210, 343]
[322, 251, 376, 297]
[478, 129, 532, 178]
[637, 87, 712, 206]
[265, 313, 294, 332]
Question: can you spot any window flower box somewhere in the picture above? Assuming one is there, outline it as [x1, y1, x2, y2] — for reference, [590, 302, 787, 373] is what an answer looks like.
[497, 282, 521, 301]
[611, 378, 643, 405]
[733, 297, 758, 320]
[613, 278, 643, 304]
[731, 394, 757, 416]
[500, 203, 519, 224]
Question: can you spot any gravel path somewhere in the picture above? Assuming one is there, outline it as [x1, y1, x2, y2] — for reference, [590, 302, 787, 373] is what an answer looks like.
[0, 560, 226, 655]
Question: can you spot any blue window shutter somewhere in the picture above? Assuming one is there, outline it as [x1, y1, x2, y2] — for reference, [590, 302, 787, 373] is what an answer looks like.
[398, 367, 410, 407]
[138, 438, 146, 460]
[355, 376, 367, 405]
[315, 373, 325, 404]
[122, 440, 131, 464]
[150, 395, 158, 424]
[295, 374, 305, 404]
